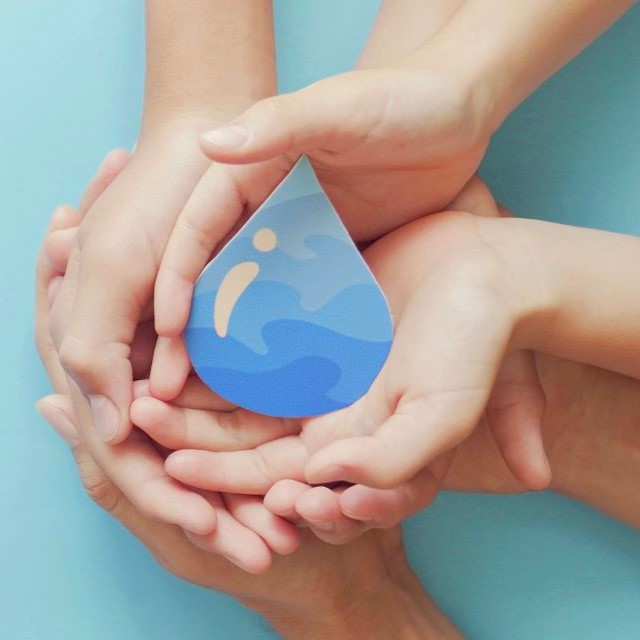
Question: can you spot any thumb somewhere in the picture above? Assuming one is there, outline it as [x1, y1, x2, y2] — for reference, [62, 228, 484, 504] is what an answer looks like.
[200, 70, 396, 164]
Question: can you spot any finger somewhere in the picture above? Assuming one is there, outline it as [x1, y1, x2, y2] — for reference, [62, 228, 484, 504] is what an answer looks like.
[224, 493, 300, 556]
[165, 435, 308, 494]
[338, 453, 453, 528]
[35, 394, 81, 448]
[264, 479, 311, 525]
[154, 159, 288, 339]
[169, 375, 237, 411]
[36, 206, 84, 392]
[447, 176, 500, 219]
[295, 486, 368, 545]
[485, 350, 551, 490]
[305, 273, 513, 488]
[59, 230, 149, 444]
[149, 336, 191, 401]
[66, 380, 217, 535]
[184, 493, 273, 575]
[78, 149, 131, 215]
[131, 399, 299, 452]
[54, 150, 137, 445]
[44, 227, 78, 272]
[200, 73, 379, 164]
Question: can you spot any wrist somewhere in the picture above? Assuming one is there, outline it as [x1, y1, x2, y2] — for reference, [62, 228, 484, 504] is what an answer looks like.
[250, 564, 461, 640]
[139, 98, 262, 144]
[398, 42, 498, 144]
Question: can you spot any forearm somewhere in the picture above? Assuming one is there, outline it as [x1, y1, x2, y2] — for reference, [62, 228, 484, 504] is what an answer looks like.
[405, 0, 635, 132]
[142, 0, 276, 131]
[357, 0, 463, 68]
[499, 218, 640, 380]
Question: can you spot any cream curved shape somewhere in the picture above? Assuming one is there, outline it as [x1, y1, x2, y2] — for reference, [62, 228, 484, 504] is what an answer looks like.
[213, 261, 260, 338]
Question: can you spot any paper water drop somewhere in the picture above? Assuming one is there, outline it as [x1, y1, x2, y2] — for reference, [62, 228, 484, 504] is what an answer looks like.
[185, 156, 393, 418]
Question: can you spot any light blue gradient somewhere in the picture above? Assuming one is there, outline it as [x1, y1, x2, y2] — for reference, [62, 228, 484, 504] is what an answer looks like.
[2, 1, 639, 639]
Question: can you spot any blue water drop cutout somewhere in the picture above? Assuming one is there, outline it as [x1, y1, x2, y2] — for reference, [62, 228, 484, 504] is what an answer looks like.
[185, 156, 393, 418]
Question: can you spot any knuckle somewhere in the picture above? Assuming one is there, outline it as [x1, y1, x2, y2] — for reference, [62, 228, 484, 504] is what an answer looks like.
[175, 216, 214, 260]
[257, 95, 289, 122]
[58, 335, 95, 379]
[77, 461, 122, 513]
[252, 448, 275, 489]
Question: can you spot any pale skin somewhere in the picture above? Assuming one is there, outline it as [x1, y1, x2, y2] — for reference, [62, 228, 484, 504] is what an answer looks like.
[43, 0, 636, 567]
[41, 151, 544, 570]
[48, 0, 278, 541]
[38, 200, 640, 637]
[38, 169, 464, 639]
[150, 0, 635, 497]
[155, 195, 640, 542]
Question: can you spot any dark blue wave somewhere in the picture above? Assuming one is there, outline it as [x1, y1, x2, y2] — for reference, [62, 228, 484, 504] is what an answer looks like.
[187, 318, 391, 417]
[195, 356, 345, 417]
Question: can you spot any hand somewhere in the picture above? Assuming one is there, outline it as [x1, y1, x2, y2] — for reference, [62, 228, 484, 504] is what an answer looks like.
[52, 114, 237, 446]
[158, 192, 640, 537]
[150, 54, 497, 406]
[134, 181, 554, 544]
[37, 404, 462, 639]
[37, 151, 300, 573]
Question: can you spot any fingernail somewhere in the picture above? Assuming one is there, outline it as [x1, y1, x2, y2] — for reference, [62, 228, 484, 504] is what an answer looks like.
[308, 519, 335, 533]
[47, 276, 63, 305]
[341, 508, 373, 523]
[89, 395, 119, 442]
[223, 556, 251, 572]
[36, 400, 80, 448]
[203, 124, 249, 149]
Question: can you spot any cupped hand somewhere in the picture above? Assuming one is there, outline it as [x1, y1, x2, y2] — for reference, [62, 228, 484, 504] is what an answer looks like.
[138, 180, 554, 545]
[152, 62, 493, 399]
[36, 151, 300, 572]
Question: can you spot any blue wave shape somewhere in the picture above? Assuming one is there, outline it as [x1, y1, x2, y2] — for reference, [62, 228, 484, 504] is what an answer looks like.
[187, 318, 391, 416]
[189, 279, 392, 353]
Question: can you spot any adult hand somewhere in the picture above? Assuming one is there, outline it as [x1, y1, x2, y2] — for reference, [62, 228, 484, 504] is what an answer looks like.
[37, 402, 462, 639]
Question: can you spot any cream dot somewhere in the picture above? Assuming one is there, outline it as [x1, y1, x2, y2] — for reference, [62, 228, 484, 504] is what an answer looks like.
[252, 227, 277, 252]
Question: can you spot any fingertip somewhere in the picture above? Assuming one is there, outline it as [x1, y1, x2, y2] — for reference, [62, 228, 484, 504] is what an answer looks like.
[181, 503, 218, 536]
[200, 124, 250, 160]
[102, 148, 131, 172]
[50, 203, 79, 227]
[132, 379, 151, 399]
[264, 480, 308, 518]
[45, 228, 77, 272]
[295, 486, 340, 522]
[521, 455, 553, 492]
[165, 450, 198, 480]
[35, 394, 81, 448]
[129, 395, 159, 427]
[262, 517, 301, 556]
[338, 485, 373, 521]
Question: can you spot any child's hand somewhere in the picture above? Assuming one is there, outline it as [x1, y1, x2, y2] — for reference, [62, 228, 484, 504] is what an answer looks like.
[144, 205, 640, 542]
[36, 152, 300, 573]
[140, 209, 548, 543]
[135, 179, 553, 538]
[152, 63, 493, 397]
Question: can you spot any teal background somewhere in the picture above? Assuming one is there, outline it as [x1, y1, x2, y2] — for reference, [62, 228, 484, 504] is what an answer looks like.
[1, 1, 639, 638]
